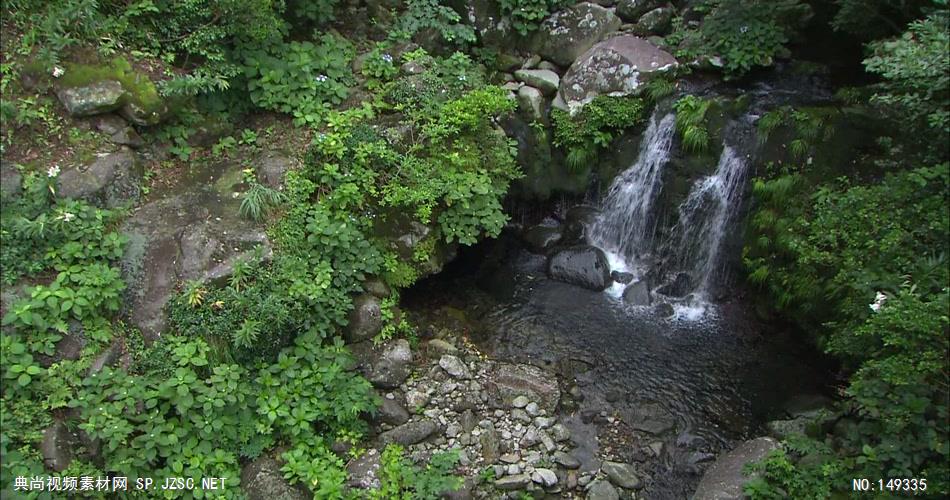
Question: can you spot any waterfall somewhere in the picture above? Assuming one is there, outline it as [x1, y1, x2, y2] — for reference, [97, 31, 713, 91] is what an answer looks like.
[588, 111, 676, 271]
[665, 146, 749, 298]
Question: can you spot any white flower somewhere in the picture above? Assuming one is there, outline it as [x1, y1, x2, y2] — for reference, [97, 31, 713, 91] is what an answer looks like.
[381, 53, 393, 63]
[869, 291, 887, 312]
[61, 212, 76, 222]
[315, 74, 328, 83]
[740, 25, 749, 34]
[51, 66, 65, 78]
[458, 74, 467, 81]
[47, 165, 60, 177]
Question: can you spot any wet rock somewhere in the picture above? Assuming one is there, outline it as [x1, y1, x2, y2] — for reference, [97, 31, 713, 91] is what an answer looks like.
[555, 451, 581, 469]
[514, 69, 560, 96]
[783, 393, 834, 418]
[631, 417, 674, 435]
[487, 363, 561, 412]
[57, 148, 143, 208]
[241, 456, 310, 500]
[611, 271, 634, 284]
[693, 437, 781, 500]
[616, 0, 660, 22]
[766, 418, 809, 440]
[523, 225, 563, 254]
[547, 245, 612, 291]
[559, 35, 677, 113]
[651, 302, 674, 318]
[563, 205, 600, 242]
[532, 3, 622, 67]
[517, 86, 545, 121]
[345, 294, 383, 343]
[346, 449, 382, 489]
[41, 421, 74, 472]
[378, 419, 438, 446]
[586, 479, 620, 500]
[57, 80, 125, 117]
[495, 473, 532, 490]
[439, 354, 472, 379]
[657, 272, 693, 297]
[602, 461, 641, 489]
[622, 280, 651, 305]
[532, 468, 558, 487]
[376, 397, 410, 426]
[367, 339, 413, 389]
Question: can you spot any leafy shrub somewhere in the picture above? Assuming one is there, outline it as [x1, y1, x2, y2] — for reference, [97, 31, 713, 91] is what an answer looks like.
[552, 96, 648, 170]
[370, 444, 462, 499]
[240, 182, 285, 221]
[499, 0, 569, 35]
[243, 35, 354, 126]
[390, 0, 476, 46]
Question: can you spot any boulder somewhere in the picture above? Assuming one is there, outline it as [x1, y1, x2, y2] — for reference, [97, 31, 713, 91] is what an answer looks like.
[622, 280, 651, 305]
[611, 271, 634, 284]
[532, 468, 558, 487]
[657, 272, 692, 297]
[633, 7, 674, 35]
[241, 456, 309, 500]
[587, 479, 620, 500]
[523, 225, 563, 254]
[346, 449, 382, 489]
[0, 162, 22, 200]
[378, 419, 439, 446]
[547, 245, 612, 291]
[564, 205, 601, 242]
[654, 302, 675, 318]
[439, 354, 472, 379]
[532, 3, 622, 67]
[514, 69, 560, 96]
[554, 451, 581, 469]
[602, 461, 641, 489]
[57, 80, 125, 117]
[495, 473, 532, 491]
[345, 294, 383, 343]
[486, 363, 560, 412]
[693, 437, 781, 500]
[559, 35, 677, 113]
[363, 278, 392, 299]
[616, 0, 661, 23]
[119, 100, 167, 127]
[367, 339, 413, 389]
[57, 148, 143, 208]
[765, 418, 808, 441]
[517, 86, 545, 121]
[479, 429, 501, 463]
[40, 421, 75, 472]
[376, 397, 410, 426]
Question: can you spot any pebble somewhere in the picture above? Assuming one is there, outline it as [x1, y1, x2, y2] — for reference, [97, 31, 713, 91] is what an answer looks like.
[525, 402, 540, 417]
[532, 468, 558, 487]
[507, 464, 521, 475]
[500, 453, 521, 464]
[512, 395, 530, 408]
[511, 409, 531, 423]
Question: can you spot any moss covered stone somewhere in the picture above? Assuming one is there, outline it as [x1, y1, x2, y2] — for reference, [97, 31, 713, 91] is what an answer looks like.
[59, 58, 167, 125]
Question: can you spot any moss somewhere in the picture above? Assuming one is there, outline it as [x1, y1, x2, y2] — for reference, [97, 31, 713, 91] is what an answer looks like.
[60, 57, 163, 115]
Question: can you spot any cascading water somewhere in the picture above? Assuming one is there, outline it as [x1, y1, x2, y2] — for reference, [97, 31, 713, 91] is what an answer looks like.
[587, 111, 676, 295]
[664, 145, 749, 299]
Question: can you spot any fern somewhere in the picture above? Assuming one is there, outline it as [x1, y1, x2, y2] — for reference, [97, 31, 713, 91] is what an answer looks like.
[232, 318, 261, 349]
[645, 78, 675, 102]
[681, 125, 709, 153]
[673, 95, 711, 153]
[566, 146, 595, 172]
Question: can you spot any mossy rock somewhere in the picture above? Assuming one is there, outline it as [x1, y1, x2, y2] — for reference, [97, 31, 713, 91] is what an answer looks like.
[59, 57, 167, 125]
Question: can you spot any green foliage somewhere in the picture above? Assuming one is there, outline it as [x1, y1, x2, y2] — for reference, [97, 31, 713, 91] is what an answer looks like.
[498, 0, 569, 35]
[756, 106, 836, 161]
[370, 444, 463, 499]
[390, 0, 476, 46]
[240, 182, 286, 221]
[864, 12, 950, 148]
[552, 96, 648, 170]
[673, 95, 711, 153]
[287, 0, 340, 26]
[831, 0, 933, 39]
[243, 35, 354, 126]
[668, 0, 811, 78]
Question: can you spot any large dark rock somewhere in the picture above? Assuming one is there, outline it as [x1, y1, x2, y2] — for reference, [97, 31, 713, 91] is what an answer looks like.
[564, 205, 601, 242]
[486, 363, 561, 412]
[345, 294, 383, 344]
[376, 397, 410, 426]
[602, 461, 641, 489]
[366, 339, 412, 389]
[378, 419, 439, 446]
[241, 456, 310, 500]
[632, 6, 674, 35]
[622, 280, 651, 305]
[587, 479, 620, 500]
[57, 80, 125, 117]
[532, 3, 622, 67]
[547, 245, 612, 291]
[611, 271, 634, 284]
[40, 420, 75, 472]
[693, 437, 781, 500]
[523, 225, 563, 254]
[656, 272, 693, 297]
[558, 35, 677, 113]
[120, 161, 269, 340]
[57, 147, 143, 208]
[616, 0, 661, 23]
